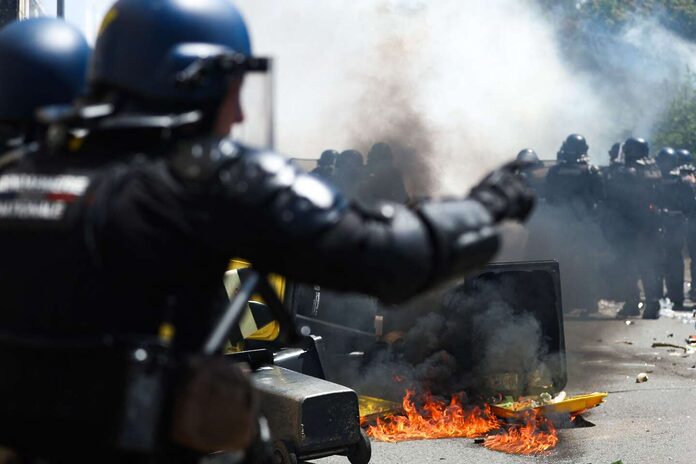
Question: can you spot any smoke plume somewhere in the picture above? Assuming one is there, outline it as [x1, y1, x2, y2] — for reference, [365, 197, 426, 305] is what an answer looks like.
[235, 0, 696, 196]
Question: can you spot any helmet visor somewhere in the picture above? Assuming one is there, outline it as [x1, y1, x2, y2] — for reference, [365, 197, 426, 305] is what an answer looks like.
[233, 60, 274, 149]
[177, 53, 275, 149]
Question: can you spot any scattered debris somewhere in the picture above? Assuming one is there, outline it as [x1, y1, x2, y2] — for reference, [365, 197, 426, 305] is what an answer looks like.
[615, 340, 633, 345]
[625, 321, 633, 326]
[636, 373, 649, 383]
[651, 343, 688, 353]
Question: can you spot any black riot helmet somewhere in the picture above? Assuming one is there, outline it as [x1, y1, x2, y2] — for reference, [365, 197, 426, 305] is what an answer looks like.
[623, 137, 649, 166]
[558, 134, 589, 162]
[318, 149, 338, 167]
[608, 143, 621, 162]
[516, 148, 542, 167]
[676, 149, 693, 166]
[655, 147, 677, 174]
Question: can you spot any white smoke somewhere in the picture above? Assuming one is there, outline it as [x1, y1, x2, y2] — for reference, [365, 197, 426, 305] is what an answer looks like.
[233, 0, 696, 196]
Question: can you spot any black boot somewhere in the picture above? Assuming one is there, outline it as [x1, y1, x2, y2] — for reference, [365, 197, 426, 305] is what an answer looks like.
[642, 300, 661, 320]
[616, 301, 641, 318]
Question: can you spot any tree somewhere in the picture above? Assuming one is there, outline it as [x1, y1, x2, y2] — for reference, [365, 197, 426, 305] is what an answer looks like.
[536, 0, 696, 40]
[651, 72, 696, 151]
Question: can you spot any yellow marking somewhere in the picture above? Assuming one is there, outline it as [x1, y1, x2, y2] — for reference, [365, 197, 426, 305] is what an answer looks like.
[247, 321, 280, 341]
[158, 322, 176, 344]
[238, 307, 258, 339]
[98, 8, 119, 37]
[67, 135, 84, 152]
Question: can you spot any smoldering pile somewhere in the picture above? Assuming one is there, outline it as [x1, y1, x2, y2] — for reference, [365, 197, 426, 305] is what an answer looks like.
[352, 279, 554, 402]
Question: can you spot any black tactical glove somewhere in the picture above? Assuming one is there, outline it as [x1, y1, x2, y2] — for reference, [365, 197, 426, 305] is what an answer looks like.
[469, 160, 536, 222]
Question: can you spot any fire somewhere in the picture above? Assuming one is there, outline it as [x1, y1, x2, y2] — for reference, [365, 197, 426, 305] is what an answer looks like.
[365, 390, 560, 456]
[484, 410, 559, 455]
[365, 390, 500, 442]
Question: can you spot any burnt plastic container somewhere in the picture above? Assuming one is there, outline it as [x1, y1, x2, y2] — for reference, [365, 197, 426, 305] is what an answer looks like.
[287, 260, 567, 398]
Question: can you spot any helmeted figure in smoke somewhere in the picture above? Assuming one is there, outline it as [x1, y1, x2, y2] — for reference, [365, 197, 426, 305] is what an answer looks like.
[597, 142, 625, 301]
[544, 134, 604, 313]
[311, 149, 338, 181]
[605, 137, 663, 319]
[546, 134, 603, 212]
[334, 149, 366, 200]
[359, 142, 409, 204]
[674, 148, 696, 302]
[654, 147, 691, 311]
[516, 148, 546, 198]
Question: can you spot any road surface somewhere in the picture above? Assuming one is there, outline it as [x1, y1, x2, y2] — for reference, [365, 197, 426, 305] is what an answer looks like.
[317, 309, 696, 464]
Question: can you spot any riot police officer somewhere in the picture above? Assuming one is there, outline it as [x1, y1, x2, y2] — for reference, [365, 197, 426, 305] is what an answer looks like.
[334, 149, 365, 199]
[606, 137, 663, 318]
[597, 142, 625, 301]
[310, 149, 337, 181]
[609, 143, 621, 164]
[655, 147, 690, 310]
[544, 134, 603, 312]
[0, 0, 534, 461]
[546, 134, 603, 210]
[677, 149, 696, 301]
[359, 142, 409, 204]
[599, 143, 623, 184]
[0, 18, 89, 153]
[516, 148, 546, 198]
[677, 148, 693, 169]
[516, 148, 543, 167]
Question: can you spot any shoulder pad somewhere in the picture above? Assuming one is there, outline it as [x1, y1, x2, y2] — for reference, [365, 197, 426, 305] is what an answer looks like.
[169, 136, 242, 182]
[219, 148, 301, 206]
[271, 171, 348, 235]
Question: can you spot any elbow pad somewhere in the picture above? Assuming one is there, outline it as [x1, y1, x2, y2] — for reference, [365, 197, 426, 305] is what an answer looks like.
[417, 199, 500, 286]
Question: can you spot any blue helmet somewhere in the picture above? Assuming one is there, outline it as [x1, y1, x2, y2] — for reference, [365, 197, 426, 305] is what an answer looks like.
[676, 149, 693, 166]
[90, 0, 261, 108]
[0, 18, 89, 122]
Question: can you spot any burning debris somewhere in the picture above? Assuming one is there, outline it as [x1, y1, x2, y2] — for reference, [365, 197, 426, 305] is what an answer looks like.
[483, 410, 559, 455]
[364, 390, 499, 443]
[361, 389, 606, 455]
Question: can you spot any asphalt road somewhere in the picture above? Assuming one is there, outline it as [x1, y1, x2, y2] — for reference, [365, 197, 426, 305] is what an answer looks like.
[317, 309, 696, 464]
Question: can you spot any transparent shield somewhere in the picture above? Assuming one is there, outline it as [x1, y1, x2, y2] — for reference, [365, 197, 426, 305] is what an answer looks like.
[64, 0, 115, 44]
[19, 0, 58, 18]
[233, 61, 275, 150]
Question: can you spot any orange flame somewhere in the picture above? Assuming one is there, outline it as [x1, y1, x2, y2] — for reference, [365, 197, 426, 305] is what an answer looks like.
[365, 390, 560, 456]
[484, 410, 559, 455]
[365, 390, 500, 442]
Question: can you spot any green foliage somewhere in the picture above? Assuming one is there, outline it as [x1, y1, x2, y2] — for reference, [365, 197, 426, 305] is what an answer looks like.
[535, 1, 696, 150]
[536, 0, 696, 39]
[652, 72, 696, 150]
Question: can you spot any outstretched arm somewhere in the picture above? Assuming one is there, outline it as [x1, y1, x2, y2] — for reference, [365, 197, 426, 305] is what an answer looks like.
[168, 139, 534, 303]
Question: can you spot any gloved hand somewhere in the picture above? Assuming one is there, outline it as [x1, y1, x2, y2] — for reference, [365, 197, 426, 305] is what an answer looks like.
[469, 160, 536, 222]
